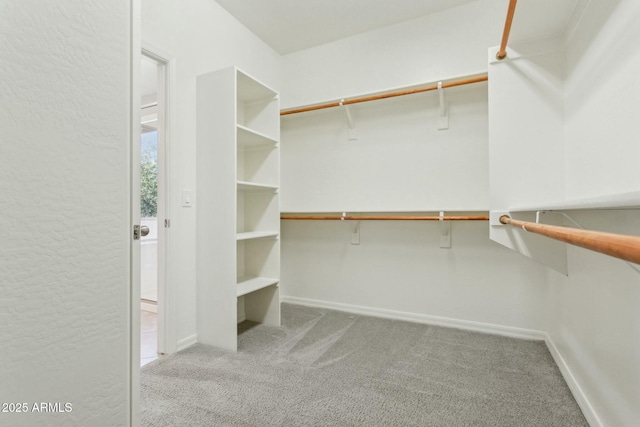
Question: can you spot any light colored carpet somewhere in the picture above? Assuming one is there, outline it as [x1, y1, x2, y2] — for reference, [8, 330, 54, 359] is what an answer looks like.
[141, 303, 587, 427]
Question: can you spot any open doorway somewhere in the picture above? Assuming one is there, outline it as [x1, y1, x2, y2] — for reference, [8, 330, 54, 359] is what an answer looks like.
[140, 52, 167, 366]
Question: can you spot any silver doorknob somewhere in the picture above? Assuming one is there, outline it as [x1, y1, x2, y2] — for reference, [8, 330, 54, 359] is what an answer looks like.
[140, 225, 150, 237]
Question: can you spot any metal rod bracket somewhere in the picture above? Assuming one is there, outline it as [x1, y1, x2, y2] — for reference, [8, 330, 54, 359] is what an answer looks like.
[437, 81, 449, 130]
[350, 220, 360, 245]
[439, 211, 451, 248]
[341, 212, 360, 244]
[340, 99, 358, 141]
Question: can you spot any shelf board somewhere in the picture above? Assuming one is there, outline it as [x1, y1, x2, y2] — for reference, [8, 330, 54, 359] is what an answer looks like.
[237, 70, 278, 104]
[236, 276, 279, 297]
[509, 190, 640, 212]
[237, 124, 278, 150]
[237, 181, 278, 192]
[236, 231, 279, 241]
[279, 209, 490, 215]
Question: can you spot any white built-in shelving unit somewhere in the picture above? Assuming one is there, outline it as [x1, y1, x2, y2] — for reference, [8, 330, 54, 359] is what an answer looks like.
[507, 190, 640, 212]
[196, 66, 280, 351]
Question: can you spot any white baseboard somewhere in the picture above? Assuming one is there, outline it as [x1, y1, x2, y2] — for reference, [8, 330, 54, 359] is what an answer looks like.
[544, 334, 603, 427]
[176, 334, 198, 352]
[280, 296, 546, 341]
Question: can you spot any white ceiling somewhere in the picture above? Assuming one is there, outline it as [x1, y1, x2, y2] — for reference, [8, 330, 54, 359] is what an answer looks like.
[509, 0, 585, 45]
[215, 0, 584, 55]
[214, 0, 478, 54]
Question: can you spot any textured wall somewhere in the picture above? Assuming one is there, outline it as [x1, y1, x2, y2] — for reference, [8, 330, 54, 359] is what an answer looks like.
[0, 2, 131, 426]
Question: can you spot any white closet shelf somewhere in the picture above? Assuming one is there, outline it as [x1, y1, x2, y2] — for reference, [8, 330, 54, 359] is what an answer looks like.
[237, 124, 278, 150]
[197, 65, 280, 350]
[237, 70, 278, 103]
[236, 276, 279, 297]
[236, 231, 279, 241]
[237, 181, 278, 192]
[280, 209, 490, 215]
[508, 190, 640, 212]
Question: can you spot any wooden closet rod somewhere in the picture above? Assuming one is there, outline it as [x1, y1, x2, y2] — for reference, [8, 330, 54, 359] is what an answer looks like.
[280, 74, 488, 116]
[500, 215, 640, 265]
[281, 215, 489, 221]
[496, 0, 517, 60]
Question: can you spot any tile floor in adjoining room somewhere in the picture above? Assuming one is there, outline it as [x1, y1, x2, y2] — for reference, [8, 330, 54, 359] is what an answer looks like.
[141, 310, 158, 366]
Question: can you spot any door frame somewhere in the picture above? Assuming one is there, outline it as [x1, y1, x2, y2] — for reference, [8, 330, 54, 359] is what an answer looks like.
[129, 2, 141, 425]
[141, 43, 177, 356]
[129, 28, 177, 424]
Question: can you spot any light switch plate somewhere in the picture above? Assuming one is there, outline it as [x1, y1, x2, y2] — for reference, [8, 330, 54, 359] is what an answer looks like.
[182, 189, 192, 207]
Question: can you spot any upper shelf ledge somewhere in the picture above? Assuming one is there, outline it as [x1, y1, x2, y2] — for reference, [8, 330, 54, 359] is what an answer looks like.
[509, 190, 640, 212]
[280, 209, 489, 215]
[237, 181, 278, 192]
[237, 124, 278, 149]
[236, 231, 279, 241]
[236, 68, 278, 103]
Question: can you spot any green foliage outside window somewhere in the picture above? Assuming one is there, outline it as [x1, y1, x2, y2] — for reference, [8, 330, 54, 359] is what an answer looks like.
[141, 155, 157, 218]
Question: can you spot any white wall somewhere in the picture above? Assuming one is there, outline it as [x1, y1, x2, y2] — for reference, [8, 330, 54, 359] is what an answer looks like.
[0, 2, 131, 426]
[281, 83, 489, 212]
[487, 1, 640, 425]
[279, 1, 551, 334]
[281, 0, 506, 214]
[549, 1, 640, 425]
[282, 220, 550, 333]
[546, 211, 640, 427]
[141, 0, 281, 347]
[281, 1, 504, 109]
[564, 0, 640, 199]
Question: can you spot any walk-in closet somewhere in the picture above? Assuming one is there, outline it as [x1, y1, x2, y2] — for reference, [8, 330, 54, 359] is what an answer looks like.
[2, 1, 639, 426]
